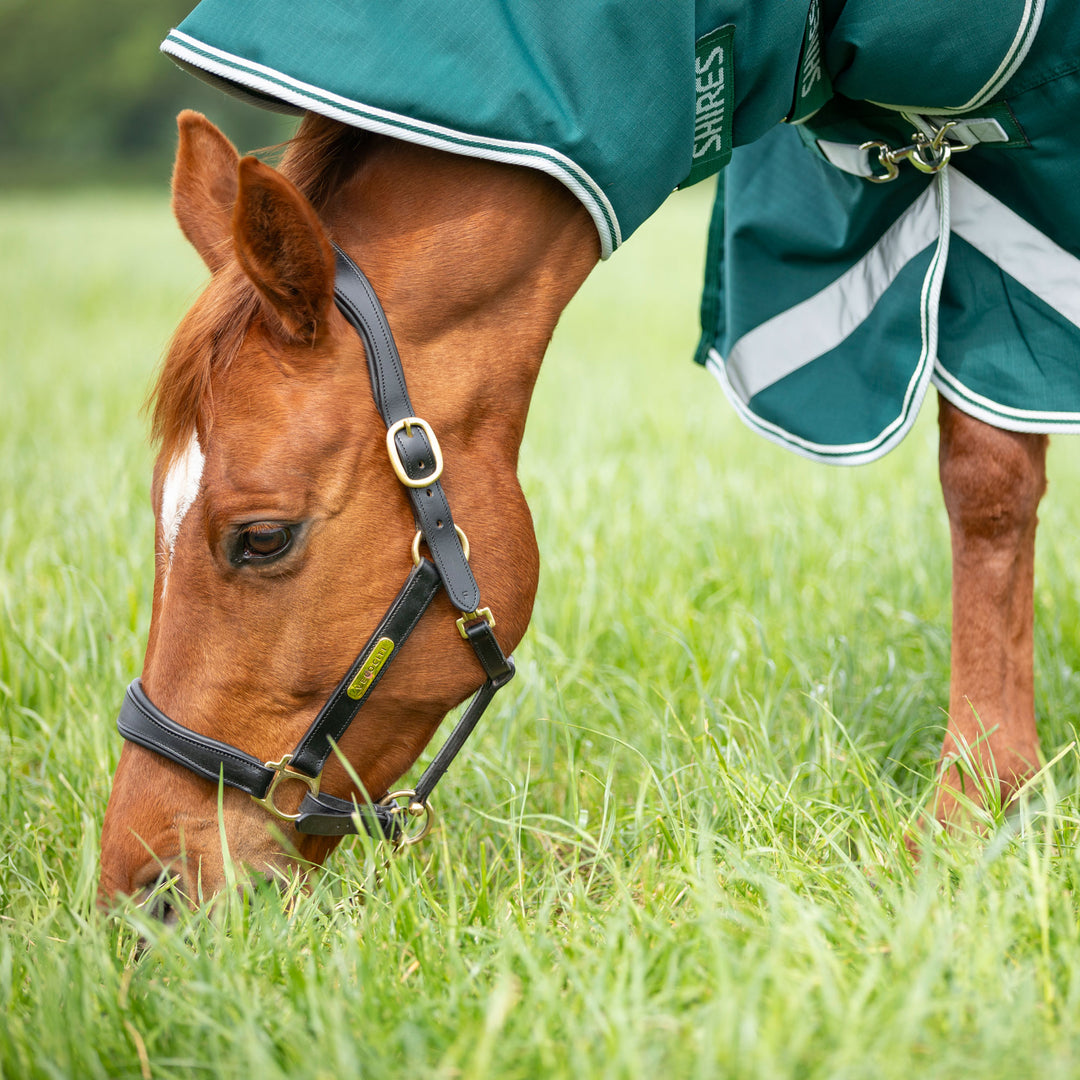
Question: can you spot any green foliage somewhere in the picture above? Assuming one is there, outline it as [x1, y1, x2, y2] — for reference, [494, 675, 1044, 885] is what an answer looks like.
[0, 0, 293, 184]
[3, 185, 1080, 1077]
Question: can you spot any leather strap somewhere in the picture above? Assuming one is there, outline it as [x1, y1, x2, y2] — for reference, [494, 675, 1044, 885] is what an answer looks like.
[332, 245, 481, 614]
[117, 560, 440, 803]
[295, 791, 403, 839]
[117, 679, 274, 799]
[413, 659, 514, 804]
[463, 620, 515, 684]
[289, 558, 441, 776]
[295, 657, 514, 834]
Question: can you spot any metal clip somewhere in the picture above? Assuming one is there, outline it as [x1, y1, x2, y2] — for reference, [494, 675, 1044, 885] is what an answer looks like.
[380, 788, 435, 846]
[252, 755, 321, 822]
[860, 140, 901, 183]
[860, 120, 971, 184]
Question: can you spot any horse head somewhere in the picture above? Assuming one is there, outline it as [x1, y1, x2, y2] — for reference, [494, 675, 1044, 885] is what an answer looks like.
[98, 112, 598, 908]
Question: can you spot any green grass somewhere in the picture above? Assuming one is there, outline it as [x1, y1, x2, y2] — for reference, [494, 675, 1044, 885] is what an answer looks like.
[4, 183, 1080, 1078]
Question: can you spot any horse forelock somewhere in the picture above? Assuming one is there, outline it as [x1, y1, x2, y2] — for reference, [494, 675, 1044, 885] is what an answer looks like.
[150, 268, 260, 468]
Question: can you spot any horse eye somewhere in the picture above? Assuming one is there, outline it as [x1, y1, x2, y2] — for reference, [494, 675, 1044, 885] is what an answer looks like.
[239, 525, 293, 562]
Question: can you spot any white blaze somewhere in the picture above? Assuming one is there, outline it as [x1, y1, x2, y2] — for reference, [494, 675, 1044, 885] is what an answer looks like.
[159, 432, 205, 597]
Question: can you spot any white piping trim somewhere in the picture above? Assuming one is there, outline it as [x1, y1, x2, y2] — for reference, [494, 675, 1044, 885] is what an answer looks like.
[867, 0, 1043, 114]
[708, 343, 932, 466]
[162, 30, 621, 257]
[708, 172, 950, 465]
[933, 364, 1080, 430]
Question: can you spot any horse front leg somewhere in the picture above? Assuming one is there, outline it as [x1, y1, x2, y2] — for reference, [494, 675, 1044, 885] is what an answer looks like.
[935, 394, 1048, 823]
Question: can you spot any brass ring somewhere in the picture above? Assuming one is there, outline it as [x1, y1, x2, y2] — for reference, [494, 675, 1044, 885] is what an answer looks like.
[411, 526, 469, 566]
[380, 788, 435, 846]
[908, 139, 951, 175]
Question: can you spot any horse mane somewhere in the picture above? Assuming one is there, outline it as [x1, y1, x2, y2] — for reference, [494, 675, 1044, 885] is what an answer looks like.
[150, 114, 373, 464]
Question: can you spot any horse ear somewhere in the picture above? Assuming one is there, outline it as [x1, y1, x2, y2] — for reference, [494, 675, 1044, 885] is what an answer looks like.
[232, 155, 335, 343]
[171, 111, 240, 273]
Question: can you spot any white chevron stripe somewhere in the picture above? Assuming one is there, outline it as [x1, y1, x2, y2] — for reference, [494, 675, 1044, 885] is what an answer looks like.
[949, 168, 1080, 330]
[724, 180, 941, 402]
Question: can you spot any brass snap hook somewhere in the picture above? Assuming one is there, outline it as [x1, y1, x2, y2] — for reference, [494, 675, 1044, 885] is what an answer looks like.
[859, 140, 901, 183]
[379, 789, 435, 846]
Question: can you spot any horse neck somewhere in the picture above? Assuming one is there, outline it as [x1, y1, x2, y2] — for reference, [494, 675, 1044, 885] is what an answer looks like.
[285, 141, 599, 813]
[316, 138, 600, 449]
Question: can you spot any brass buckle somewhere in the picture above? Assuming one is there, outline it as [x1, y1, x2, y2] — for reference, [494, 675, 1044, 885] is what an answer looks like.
[380, 788, 435, 846]
[386, 417, 444, 488]
[456, 607, 495, 639]
[411, 525, 470, 566]
[252, 755, 321, 822]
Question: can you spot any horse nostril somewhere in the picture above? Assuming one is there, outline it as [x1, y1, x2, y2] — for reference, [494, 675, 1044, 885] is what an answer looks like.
[141, 870, 182, 926]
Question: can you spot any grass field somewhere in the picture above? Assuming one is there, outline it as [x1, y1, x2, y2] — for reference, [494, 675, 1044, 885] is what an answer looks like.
[4, 182, 1080, 1078]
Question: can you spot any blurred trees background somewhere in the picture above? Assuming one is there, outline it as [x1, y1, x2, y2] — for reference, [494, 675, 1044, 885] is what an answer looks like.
[0, 0, 294, 186]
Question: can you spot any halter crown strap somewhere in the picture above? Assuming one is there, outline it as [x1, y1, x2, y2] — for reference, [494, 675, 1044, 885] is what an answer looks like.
[332, 245, 481, 615]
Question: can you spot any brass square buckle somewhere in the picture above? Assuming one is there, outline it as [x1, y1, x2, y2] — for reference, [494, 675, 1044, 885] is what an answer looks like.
[252, 755, 321, 822]
[456, 607, 495, 640]
[386, 417, 444, 488]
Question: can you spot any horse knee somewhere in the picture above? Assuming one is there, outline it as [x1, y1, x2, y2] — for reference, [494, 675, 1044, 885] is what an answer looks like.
[938, 399, 1046, 543]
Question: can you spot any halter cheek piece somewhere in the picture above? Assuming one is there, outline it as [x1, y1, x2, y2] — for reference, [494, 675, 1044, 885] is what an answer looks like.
[115, 245, 515, 844]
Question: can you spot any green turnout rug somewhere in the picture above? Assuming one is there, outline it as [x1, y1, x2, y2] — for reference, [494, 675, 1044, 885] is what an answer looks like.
[163, 0, 1080, 463]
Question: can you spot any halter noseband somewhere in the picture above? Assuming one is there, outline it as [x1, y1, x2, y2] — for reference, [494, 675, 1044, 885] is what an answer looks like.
[115, 245, 515, 844]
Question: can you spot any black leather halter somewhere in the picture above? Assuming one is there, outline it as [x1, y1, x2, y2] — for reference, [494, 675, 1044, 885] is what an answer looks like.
[115, 245, 515, 843]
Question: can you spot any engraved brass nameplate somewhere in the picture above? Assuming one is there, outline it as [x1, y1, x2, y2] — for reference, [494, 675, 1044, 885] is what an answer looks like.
[346, 637, 394, 699]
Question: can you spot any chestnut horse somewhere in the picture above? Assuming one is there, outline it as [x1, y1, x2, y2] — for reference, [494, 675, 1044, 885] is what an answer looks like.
[98, 111, 1047, 905]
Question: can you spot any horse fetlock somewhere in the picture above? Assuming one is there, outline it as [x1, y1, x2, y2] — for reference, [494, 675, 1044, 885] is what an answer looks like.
[936, 716, 1042, 822]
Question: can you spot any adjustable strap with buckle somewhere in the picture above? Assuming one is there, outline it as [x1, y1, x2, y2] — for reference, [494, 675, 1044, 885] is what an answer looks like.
[295, 652, 514, 839]
[332, 245, 480, 615]
[293, 573, 515, 837]
[117, 558, 444, 839]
